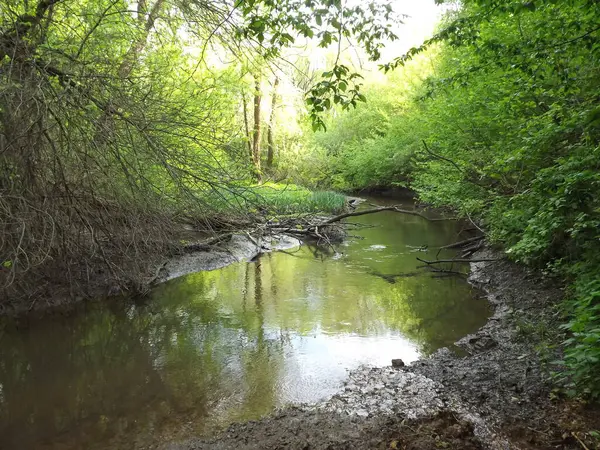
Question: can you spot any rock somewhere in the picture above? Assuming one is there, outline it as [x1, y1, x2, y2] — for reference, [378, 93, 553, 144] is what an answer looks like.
[391, 359, 405, 368]
[469, 335, 497, 351]
[356, 409, 369, 418]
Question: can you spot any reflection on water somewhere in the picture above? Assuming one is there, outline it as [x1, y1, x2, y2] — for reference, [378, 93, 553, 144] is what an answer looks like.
[0, 201, 490, 449]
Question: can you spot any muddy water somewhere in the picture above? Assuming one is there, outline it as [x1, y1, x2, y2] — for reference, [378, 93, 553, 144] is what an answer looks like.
[0, 199, 491, 449]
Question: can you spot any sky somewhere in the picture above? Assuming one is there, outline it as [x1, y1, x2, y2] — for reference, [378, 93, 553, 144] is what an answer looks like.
[382, 0, 445, 59]
[305, 0, 445, 74]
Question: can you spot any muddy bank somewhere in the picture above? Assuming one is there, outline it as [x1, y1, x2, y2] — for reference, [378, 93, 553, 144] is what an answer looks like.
[0, 232, 303, 317]
[159, 233, 302, 282]
[164, 409, 482, 450]
[165, 247, 599, 450]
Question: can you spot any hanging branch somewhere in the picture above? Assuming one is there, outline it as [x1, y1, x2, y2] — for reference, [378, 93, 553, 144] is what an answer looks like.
[421, 140, 489, 189]
[422, 140, 464, 173]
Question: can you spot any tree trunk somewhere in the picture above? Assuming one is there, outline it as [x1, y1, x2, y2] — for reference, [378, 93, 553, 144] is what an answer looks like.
[93, 0, 164, 147]
[252, 75, 262, 181]
[118, 0, 165, 79]
[241, 89, 253, 160]
[0, 0, 61, 60]
[266, 77, 279, 169]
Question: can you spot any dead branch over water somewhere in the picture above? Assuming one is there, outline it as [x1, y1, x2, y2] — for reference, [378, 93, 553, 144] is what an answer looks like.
[417, 257, 499, 265]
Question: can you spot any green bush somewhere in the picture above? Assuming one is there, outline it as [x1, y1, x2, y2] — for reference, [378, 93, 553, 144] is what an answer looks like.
[559, 266, 600, 399]
[203, 183, 346, 216]
[295, 0, 600, 397]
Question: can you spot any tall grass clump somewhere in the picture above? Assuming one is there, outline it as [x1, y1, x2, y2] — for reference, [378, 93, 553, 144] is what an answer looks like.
[203, 183, 347, 216]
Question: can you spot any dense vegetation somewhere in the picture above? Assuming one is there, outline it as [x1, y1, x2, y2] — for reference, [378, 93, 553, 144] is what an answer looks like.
[1, 0, 599, 398]
[297, 0, 600, 398]
[0, 0, 385, 304]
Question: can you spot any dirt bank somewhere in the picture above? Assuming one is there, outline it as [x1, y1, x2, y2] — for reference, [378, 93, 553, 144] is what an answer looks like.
[159, 233, 302, 282]
[165, 247, 600, 450]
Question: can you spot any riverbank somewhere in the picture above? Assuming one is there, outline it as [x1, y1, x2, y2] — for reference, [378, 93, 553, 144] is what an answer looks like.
[0, 184, 348, 317]
[0, 220, 342, 317]
[166, 247, 600, 450]
[158, 233, 303, 282]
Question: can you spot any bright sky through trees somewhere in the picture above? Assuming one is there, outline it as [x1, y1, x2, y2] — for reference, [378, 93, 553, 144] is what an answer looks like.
[384, 0, 445, 56]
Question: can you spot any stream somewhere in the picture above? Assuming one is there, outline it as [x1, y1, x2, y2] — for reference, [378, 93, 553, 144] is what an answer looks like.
[0, 197, 491, 450]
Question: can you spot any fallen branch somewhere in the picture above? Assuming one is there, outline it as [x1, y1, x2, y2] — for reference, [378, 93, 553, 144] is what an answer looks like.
[571, 432, 590, 450]
[417, 257, 499, 265]
[269, 227, 312, 235]
[438, 236, 484, 250]
[370, 271, 422, 283]
[421, 266, 467, 276]
[461, 242, 484, 258]
[321, 205, 453, 224]
[147, 260, 168, 286]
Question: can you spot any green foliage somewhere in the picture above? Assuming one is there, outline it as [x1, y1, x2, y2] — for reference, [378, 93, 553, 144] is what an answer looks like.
[558, 266, 600, 398]
[235, 0, 399, 130]
[416, 0, 600, 398]
[411, 0, 600, 398]
[295, 0, 600, 396]
[295, 54, 438, 191]
[1, 0, 388, 302]
[205, 183, 346, 216]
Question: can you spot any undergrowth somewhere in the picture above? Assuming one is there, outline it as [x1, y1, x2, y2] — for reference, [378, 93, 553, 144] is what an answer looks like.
[204, 183, 347, 216]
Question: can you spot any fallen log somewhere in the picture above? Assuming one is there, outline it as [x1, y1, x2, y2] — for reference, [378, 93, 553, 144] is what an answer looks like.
[416, 257, 499, 265]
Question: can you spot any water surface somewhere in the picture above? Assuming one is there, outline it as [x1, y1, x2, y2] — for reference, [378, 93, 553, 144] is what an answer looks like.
[0, 199, 490, 449]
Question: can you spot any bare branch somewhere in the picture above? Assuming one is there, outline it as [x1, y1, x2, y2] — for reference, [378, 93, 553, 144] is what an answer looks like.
[416, 257, 500, 265]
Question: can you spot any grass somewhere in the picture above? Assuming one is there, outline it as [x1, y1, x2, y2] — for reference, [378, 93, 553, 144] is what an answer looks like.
[201, 182, 347, 216]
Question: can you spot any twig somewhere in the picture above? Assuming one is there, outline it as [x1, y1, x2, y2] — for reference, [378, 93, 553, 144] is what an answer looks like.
[466, 211, 486, 234]
[244, 231, 260, 248]
[572, 432, 590, 450]
[148, 260, 168, 285]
